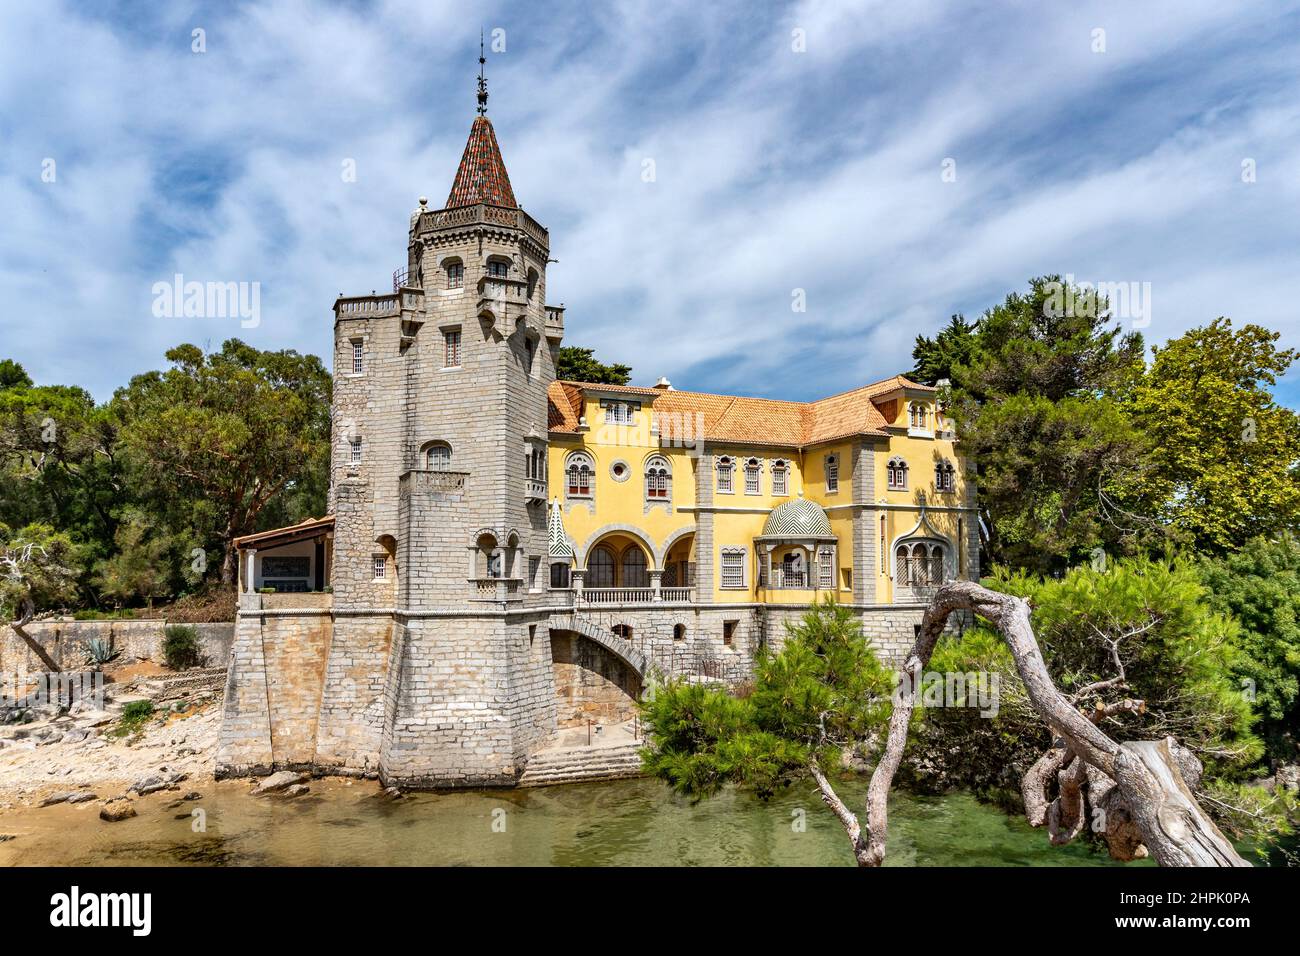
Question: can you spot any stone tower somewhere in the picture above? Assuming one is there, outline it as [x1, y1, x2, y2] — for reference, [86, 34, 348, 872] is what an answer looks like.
[326, 76, 564, 785]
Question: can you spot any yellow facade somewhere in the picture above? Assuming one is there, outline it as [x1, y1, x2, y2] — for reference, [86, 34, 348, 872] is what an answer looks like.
[545, 376, 976, 607]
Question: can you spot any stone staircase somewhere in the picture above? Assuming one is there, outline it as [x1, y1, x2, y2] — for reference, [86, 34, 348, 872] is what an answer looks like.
[518, 741, 645, 787]
[132, 667, 227, 704]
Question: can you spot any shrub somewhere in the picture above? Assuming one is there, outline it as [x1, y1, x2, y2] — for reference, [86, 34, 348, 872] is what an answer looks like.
[83, 638, 120, 668]
[163, 624, 204, 670]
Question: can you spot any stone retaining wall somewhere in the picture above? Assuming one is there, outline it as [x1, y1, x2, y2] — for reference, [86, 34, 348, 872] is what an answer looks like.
[0, 619, 235, 677]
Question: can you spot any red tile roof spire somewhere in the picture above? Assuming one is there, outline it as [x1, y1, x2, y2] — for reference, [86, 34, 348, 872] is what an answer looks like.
[445, 38, 518, 209]
[446, 115, 518, 209]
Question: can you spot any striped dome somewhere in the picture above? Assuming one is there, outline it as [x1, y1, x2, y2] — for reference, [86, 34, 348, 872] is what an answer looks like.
[763, 497, 832, 537]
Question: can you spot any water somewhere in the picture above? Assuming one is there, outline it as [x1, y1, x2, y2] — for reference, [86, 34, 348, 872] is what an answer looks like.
[0, 776, 1150, 867]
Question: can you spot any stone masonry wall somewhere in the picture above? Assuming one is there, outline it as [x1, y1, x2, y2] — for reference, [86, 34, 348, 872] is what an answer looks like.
[1, 619, 233, 679]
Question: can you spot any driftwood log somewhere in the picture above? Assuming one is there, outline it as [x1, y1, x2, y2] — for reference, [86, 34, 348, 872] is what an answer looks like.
[811, 580, 1248, 867]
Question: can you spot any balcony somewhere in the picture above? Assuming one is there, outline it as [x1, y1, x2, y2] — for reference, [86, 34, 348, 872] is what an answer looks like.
[524, 477, 547, 503]
[575, 587, 696, 605]
[470, 578, 522, 602]
[544, 306, 565, 340]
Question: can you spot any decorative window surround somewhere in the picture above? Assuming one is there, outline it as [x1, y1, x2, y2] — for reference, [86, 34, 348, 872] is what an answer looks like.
[887, 457, 908, 491]
[720, 546, 747, 589]
[825, 454, 840, 494]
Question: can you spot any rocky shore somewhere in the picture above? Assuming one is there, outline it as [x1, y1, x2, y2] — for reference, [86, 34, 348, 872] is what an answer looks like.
[0, 664, 226, 813]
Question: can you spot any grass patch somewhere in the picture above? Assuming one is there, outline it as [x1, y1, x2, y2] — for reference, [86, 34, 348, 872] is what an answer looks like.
[108, 700, 155, 739]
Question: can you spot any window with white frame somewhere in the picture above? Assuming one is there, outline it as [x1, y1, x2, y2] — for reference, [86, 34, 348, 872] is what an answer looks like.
[349, 437, 363, 463]
[566, 453, 594, 497]
[716, 456, 734, 494]
[935, 460, 955, 492]
[372, 555, 386, 580]
[825, 454, 839, 493]
[818, 547, 835, 588]
[645, 454, 671, 500]
[603, 401, 637, 425]
[444, 329, 461, 368]
[771, 460, 789, 496]
[744, 458, 761, 495]
[721, 547, 746, 589]
[888, 457, 908, 490]
[909, 403, 929, 430]
[350, 340, 364, 374]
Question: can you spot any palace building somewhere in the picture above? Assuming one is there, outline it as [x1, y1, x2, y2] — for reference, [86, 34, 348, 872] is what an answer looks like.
[216, 70, 978, 788]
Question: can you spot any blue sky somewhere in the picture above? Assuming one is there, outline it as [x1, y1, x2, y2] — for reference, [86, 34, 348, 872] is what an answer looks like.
[3, 0, 1300, 406]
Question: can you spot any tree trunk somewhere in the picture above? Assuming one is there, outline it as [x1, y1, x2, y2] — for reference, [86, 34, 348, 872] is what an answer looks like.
[10, 598, 61, 673]
[861, 580, 1247, 868]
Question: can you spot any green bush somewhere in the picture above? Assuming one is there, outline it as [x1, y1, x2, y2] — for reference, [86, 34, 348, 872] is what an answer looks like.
[163, 624, 204, 670]
[110, 699, 155, 738]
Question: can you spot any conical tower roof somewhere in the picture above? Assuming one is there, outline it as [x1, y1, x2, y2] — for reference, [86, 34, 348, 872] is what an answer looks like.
[446, 115, 517, 209]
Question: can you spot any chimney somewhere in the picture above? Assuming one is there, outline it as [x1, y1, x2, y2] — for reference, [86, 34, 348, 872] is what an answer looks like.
[654, 376, 674, 390]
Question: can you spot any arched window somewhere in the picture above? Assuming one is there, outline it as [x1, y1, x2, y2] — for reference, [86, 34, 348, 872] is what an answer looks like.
[645, 455, 671, 500]
[895, 544, 911, 586]
[897, 540, 947, 587]
[566, 453, 594, 497]
[716, 456, 734, 494]
[673, 623, 687, 641]
[888, 457, 908, 490]
[425, 442, 452, 471]
[622, 546, 649, 588]
[935, 460, 955, 492]
[744, 458, 762, 495]
[909, 403, 928, 430]
[588, 546, 615, 588]
[487, 258, 509, 278]
[612, 623, 633, 640]
[771, 460, 789, 496]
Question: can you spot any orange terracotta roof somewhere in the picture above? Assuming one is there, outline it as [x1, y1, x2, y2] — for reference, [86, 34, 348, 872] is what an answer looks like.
[446, 115, 517, 209]
[546, 374, 934, 448]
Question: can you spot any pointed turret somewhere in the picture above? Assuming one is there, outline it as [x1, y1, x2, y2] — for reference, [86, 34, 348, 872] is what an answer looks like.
[446, 115, 517, 209]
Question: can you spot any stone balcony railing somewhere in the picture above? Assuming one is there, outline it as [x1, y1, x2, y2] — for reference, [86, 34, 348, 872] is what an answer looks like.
[524, 477, 547, 503]
[416, 203, 549, 250]
[335, 292, 400, 319]
[575, 587, 696, 605]
[544, 306, 565, 340]
[400, 469, 468, 499]
[470, 578, 522, 602]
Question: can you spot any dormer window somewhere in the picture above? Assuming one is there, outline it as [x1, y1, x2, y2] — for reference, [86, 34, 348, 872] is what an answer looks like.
[909, 403, 927, 429]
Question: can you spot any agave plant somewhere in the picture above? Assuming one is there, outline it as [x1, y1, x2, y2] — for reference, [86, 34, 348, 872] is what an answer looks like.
[83, 638, 120, 668]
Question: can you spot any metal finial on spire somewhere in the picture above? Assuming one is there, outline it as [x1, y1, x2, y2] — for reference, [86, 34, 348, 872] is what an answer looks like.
[476, 30, 488, 115]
